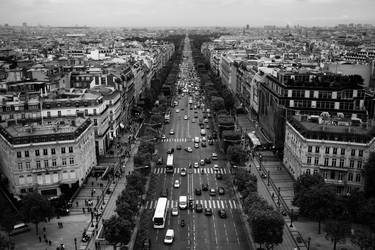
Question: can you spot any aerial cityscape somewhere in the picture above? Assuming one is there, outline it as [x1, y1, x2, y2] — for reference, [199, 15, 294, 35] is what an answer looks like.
[0, 1, 375, 250]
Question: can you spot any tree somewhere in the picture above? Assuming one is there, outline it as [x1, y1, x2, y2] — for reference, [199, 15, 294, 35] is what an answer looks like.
[20, 192, 53, 235]
[0, 231, 11, 250]
[0, 208, 19, 236]
[115, 201, 136, 222]
[357, 198, 375, 232]
[103, 215, 132, 250]
[363, 152, 375, 199]
[298, 185, 337, 234]
[138, 141, 155, 155]
[211, 96, 225, 111]
[126, 173, 146, 195]
[324, 220, 351, 250]
[293, 173, 324, 206]
[351, 226, 375, 250]
[250, 210, 285, 249]
[227, 145, 248, 166]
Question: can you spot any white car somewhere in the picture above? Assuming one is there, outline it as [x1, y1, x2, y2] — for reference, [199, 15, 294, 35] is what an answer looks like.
[169, 129, 174, 135]
[201, 137, 207, 142]
[171, 206, 179, 216]
[175, 109, 180, 113]
[164, 229, 174, 244]
[180, 168, 187, 176]
[186, 147, 193, 153]
[194, 143, 199, 148]
[161, 134, 167, 139]
[174, 180, 180, 188]
[194, 162, 199, 168]
[184, 115, 188, 120]
[213, 164, 219, 171]
[212, 153, 218, 160]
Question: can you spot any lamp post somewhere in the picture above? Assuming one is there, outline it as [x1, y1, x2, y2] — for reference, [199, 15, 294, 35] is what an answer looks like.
[267, 170, 270, 186]
[74, 238, 77, 250]
[307, 237, 311, 250]
[289, 209, 294, 228]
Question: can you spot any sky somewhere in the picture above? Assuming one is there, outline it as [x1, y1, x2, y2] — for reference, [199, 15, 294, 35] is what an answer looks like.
[1, 0, 375, 27]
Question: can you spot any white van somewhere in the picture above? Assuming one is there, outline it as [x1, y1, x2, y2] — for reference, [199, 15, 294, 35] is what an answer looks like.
[9, 223, 30, 236]
[194, 137, 200, 143]
[164, 229, 174, 244]
[200, 129, 206, 136]
[179, 196, 187, 209]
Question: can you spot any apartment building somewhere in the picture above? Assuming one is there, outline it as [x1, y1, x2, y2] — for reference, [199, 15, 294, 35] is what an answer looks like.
[283, 114, 375, 195]
[0, 117, 96, 196]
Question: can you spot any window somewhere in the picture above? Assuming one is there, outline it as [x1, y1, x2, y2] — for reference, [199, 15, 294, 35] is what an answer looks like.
[69, 157, 74, 165]
[333, 148, 337, 155]
[355, 174, 361, 183]
[306, 169, 311, 175]
[357, 161, 362, 169]
[307, 157, 311, 165]
[69, 147, 73, 153]
[324, 158, 329, 166]
[339, 159, 345, 168]
[62, 158, 67, 166]
[51, 148, 56, 155]
[351, 149, 356, 156]
[338, 172, 344, 181]
[58, 111, 61, 117]
[330, 171, 335, 179]
[350, 160, 355, 168]
[341, 148, 345, 155]
[315, 146, 320, 153]
[26, 162, 31, 170]
[359, 150, 363, 157]
[313, 169, 319, 175]
[332, 158, 337, 167]
[325, 147, 330, 154]
[36, 161, 41, 169]
[18, 163, 23, 171]
[93, 109, 97, 115]
[348, 173, 353, 182]
[61, 147, 66, 154]
[94, 119, 97, 126]
[52, 159, 57, 167]
[314, 157, 319, 165]
[24, 150, 29, 157]
[308, 146, 312, 153]
[17, 152, 21, 158]
[35, 149, 40, 156]
[44, 160, 49, 168]
[47, 111, 51, 117]
[43, 149, 48, 156]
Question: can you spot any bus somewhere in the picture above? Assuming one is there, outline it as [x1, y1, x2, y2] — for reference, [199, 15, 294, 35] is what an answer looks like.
[166, 154, 174, 173]
[247, 132, 261, 150]
[153, 197, 168, 228]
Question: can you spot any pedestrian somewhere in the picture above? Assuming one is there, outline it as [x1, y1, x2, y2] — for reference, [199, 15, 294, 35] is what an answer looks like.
[49, 240, 51, 246]
[43, 234, 46, 239]
[82, 207, 85, 214]
[61, 222, 63, 228]
[43, 226, 46, 233]
[76, 201, 79, 207]
[45, 238, 48, 243]
[39, 236, 42, 242]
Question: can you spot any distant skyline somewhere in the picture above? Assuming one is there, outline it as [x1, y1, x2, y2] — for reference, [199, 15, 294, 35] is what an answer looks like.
[1, 0, 375, 27]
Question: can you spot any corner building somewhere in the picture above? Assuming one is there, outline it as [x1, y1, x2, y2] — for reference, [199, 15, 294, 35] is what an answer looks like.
[0, 117, 96, 196]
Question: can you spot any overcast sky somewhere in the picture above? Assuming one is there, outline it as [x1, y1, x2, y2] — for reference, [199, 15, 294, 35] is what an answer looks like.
[1, 0, 374, 27]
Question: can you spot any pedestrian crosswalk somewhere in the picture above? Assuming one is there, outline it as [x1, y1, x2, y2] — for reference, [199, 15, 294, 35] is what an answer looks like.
[161, 138, 219, 143]
[153, 167, 228, 174]
[145, 199, 238, 210]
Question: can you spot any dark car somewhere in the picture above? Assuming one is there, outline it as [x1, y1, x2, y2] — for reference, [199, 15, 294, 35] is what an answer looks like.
[204, 157, 211, 164]
[212, 131, 218, 139]
[201, 142, 206, 147]
[157, 156, 163, 165]
[204, 208, 213, 216]
[202, 183, 209, 191]
[218, 209, 227, 218]
[195, 203, 203, 213]
[216, 173, 223, 180]
[160, 189, 168, 197]
[207, 135, 213, 140]
[195, 188, 202, 196]
[208, 139, 214, 145]
[218, 187, 225, 195]
[176, 145, 182, 150]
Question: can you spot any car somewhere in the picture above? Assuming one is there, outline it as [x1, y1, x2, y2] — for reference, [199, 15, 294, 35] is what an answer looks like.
[194, 143, 199, 148]
[192, 118, 196, 123]
[199, 124, 204, 129]
[180, 168, 187, 176]
[175, 109, 180, 113]
[218, 187, 225, 195]
[218, 209, 227, 218]
[209, 188, 217, 196]
[194, 114, 198, 118]
[204, 208, 213, 216]
[212, 153, 218, 160]
[204, 157, 211, 164]
[213, 164, 219, 171]
[142, 238, 151, 250]
[201, 142, 206, 147]
[201, 136, 207, 142]
[200, 159, 205, 166]
[177, 145, 182, 150]
[157, 156, 163, 165]
[261, 172, 267, 178]
[188, 162, 193, 168]
[161, 134, 167, 139]
[202, 183, 209, 191]
[194, 137, 200, 143]
[194, 188, 202, 195]
[174, 180, 180, 188]
[167, 148, 174, 154]
[212, 131, 218, 139]
[169, 129, 174, 135]
[184, 147, 193, 153]
[208, 139, 213, 145]
[160, 189, 168, 197]
[195, 203, 203, 213]
[204, 119, 209, 123]
[164, 229, 174, 244]
[207, 135, 213, 140]
[184, 115, 188, 120]
[216, 173, 223, 180]
[171, 206, 179, 216]
[206, 125, 210, 130]
[194, 162, 199, 168]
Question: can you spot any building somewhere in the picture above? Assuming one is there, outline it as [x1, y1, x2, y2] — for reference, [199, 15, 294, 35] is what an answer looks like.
[283, 114, 375, 195]
[0, 117, 96, 196]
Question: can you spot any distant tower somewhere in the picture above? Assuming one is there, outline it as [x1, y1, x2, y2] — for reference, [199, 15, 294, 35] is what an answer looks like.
[246, 24, 250, 30]
[22, 22, 27, 27]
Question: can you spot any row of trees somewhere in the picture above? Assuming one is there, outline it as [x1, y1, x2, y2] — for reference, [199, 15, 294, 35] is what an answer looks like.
[233, 168, 285, 249]
[103, 172, 147, 249]
[293, 172, 375, 250]
[133, 141, 155, 174]
[226, 145, 248, 167]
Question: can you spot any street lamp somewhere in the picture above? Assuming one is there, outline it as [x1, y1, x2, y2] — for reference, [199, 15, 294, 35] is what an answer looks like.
[74, 238, 77, 250]
[267, 170, 270, 186]
[307, 237, 311, 250]
[289, 209, 294, 228]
